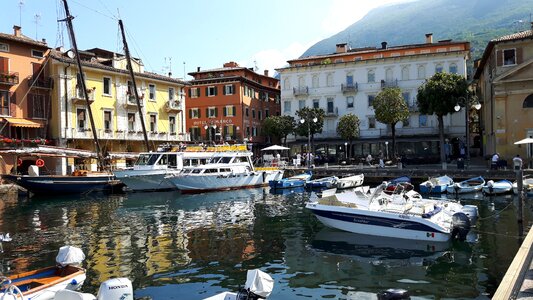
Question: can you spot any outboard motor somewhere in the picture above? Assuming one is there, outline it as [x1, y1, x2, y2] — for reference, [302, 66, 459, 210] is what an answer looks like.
[486, 180, 495, 194]
[451, 212, 471, 241]
[462, 205, 479, 222]
[55, 278, 133, 300]
[378, 288, 410, 300]
[236, 269, 274, 300]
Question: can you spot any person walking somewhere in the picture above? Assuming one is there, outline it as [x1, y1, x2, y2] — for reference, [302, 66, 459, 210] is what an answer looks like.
[366, 153, 373, 166]
[491, 153, 499, 170]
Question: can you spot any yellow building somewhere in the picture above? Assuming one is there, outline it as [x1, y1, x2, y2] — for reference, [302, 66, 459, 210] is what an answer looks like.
[49, 48, 189, 171]
[474, 25, 533, 166]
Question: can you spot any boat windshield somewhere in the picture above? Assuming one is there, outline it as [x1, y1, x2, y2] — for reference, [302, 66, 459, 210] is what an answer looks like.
[136, 154, 160, 166]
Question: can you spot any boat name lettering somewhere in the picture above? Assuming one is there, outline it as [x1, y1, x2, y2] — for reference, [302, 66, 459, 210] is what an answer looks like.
[398, 214, 410, 219]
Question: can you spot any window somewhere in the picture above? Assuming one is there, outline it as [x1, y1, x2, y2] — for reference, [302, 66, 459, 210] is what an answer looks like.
[128, 113, 135, 131]
[31, 49, 44, 58]
[298, 76, 305, 88]
[419, 114, 428, 127]
[190, 108, 200, 119]
[335, 58, 343, 63]
[169, 116, 176, 134]
[223, 105, 235, 117]
[417, 65, 426, 79]
[402, 92, 410, 106]
[402, 117, 410, 127]
[523, 94, 533, 108]
[224, 84, 234, 95]
[252, 127, 257, 136]
[149, 114, 157, 132]
[103, 77, 111, 95]
[252, 109, 256, 119]
[0, 91, 9, 115]
[258, 110, 262, 120]
[148, 84, 155, 100]
[313, 99, 320, 109]
[368, 95, 375, 107]
[401, 67, 409, 81]
[299, 100, 306, 110]
[103, 110, 112, 131]
[0, 43, 8, 52]
[385, 68, 393, 82]
[503, 49, 516, 66]
[77, 108, 86, 131]
[208, 107, 217, 118]
[169, 87, 175, 100]
[326, 73, 333, 87]
[435, 64, 443, 73]
[367, 70, 375, 83]
[312, 75, 319, 88]
[31, 94, 46, 118]
[207, 86, 217, 96]
[190, 87, 199, 98]
[265, 108, 270, 118]
[284, 101, 291, 113]
[368, 116, 376, 129]
[449, 63, 458, 74]
[245, 107, 249, 117]
[346, 96, 354, 109]
[246, 126, 250, 137]
[346, 74, 354, 86]
[189, 127, 200, 141]
[283, 78, 290, 90]
[327, 98, 334, 113]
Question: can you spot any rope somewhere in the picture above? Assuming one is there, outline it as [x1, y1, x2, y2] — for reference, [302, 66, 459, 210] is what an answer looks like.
[476, 201, 515, 221]
[70, 0, 117, 20]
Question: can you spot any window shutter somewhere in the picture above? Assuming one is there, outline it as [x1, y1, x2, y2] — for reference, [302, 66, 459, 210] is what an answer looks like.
[27, 94, 34, 118]
[232, 84, 235, 94]
[223, 107, 227, 116]
[222, 86, 226, 95]
[189, 109, 192, 119]
[0, 57, 8, 72]
[198, 109, 201, 118]
[214, 86, 218, 96]
[9, 91, 16, 117]
[206, 108, 209, 117]
[496, 50, 502, 66]
[516, 48, 523, 64]
[215, 107, 218, 117]
[188, 88, 191, 97]
[205, 87, 209, 96]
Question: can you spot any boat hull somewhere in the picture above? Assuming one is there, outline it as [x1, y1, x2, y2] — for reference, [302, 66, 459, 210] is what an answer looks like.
[336, 174, 364, 189]
[1, 174, 116, 195]
[482, 180, 513, 195]
[113, 169, 177, 191]
[170, 170, 283, 193]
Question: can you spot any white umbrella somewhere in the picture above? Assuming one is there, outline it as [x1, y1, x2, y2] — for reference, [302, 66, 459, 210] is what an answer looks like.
[514, 138, 533, 145]
[261, 145, 290, 151]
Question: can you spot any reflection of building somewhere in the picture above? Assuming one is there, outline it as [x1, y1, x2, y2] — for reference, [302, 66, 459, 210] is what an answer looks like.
[0, 26, 51, 174]
[277, 34, 470, 162]
[186, 62, 280, 147]
[474, 24, 533, 161]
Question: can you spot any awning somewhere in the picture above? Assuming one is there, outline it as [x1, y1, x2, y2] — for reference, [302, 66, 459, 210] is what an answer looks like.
[3, 118, 43, 128]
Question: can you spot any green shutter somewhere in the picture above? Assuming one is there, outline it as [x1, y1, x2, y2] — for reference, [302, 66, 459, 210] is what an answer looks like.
[223, 107, 227, 116]
[189, 109, 192, 119]
[188, 88, 191, 97]
[222, 86, 226, 95]
[232, 106, 236, 116]
[215, 107, 218, 117]
[214, 86, 218, 96]
[205, 87, 209, 96]
[206, 108, 209, 117]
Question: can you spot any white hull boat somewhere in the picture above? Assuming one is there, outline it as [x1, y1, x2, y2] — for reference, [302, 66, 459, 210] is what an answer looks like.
[482, 180, 513, 195]
[336, 174, 364, 189]
[306, 176, 339, 189]
[419, 175, 453, 194]
[113, 169, 177, 191]
[446, 176, 485, 194]
[203, 269, 274, 300]
[513, 178, 533, 197]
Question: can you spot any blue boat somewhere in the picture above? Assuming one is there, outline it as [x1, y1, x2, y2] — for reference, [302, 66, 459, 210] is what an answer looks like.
[269, 171, 312, 189]
[306, 176, 338, 189]
[2, 173, 118, 195]
[446, 176, 485, 194]
[419, 175, 454, 194]
[390, 176, 411, 185]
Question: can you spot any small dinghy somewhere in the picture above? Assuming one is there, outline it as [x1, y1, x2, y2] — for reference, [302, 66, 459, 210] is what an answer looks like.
[482, 180, 513, 195]
[419, 175, 454, 194]
[385, 176, 411, 192]
[512, 177, 533, 198]
[269, 171, 312, 189]
[336, 174, 364, 189]
[306, 176, 339, 189]
[446, 176, 485, 195]
[204, 269, 274, 300]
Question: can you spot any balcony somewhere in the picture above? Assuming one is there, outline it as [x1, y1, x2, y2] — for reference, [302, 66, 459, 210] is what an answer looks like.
[381, 79, 398, 89]
[325, 106, 339, 117]
[71, 87, 95, 104]
[65, 128, 189, 142]
[123, 94, 144, 108]
[0, 72, 19, 85]
[341, 82, 358, 93]
[165, 99, 182, 112]
[293, 86, 309, 96]
[28, 75, 53, 89]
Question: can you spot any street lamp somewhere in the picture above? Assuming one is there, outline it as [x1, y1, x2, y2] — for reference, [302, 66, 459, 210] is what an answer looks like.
[454, 95, 481, 164]
[204, 125, 209, 142]
[385, 141, 389, 160]
[300, 117, 318, 168]
[344, 142, 348, 161]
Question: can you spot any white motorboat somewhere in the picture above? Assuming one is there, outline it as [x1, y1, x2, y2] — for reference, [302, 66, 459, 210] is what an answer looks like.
[113, 145, 220, 191]
[167, 149, 284, 193]
[306, 183, 477, 242]
[203, 269, 274, 300]
[336, 174, 364, 189]
[482, 180, 513, 195]
[513, 177, 533, 197]
[446, 176, 485, 195]
[419, 175, 454, 194]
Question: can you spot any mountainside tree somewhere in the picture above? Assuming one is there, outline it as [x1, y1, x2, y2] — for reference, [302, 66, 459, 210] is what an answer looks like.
[417, 72, 468, 169]
[373, 87, 410, 157]
[336, 113, 361, 161]
[262, 115, 295, 146]
[295, 107, 325, 153]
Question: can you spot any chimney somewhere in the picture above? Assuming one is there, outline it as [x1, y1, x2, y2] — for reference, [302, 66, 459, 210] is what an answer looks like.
[381, 42, 387, 49]
[223, 61, 239, 68]
[264, 70, 269, 77]
[197, 67, 201, 72]
[168, 72, 172, 77]
[425, 33, 433, 44]
[13, 25, 21, 37]
[41, 38, 46, 44]
[336, 43, 348, 54]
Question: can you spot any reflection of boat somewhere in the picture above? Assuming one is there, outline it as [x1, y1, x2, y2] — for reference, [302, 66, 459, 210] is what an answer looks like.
[269, 186, 305, 196]
[336, 174, 364, 189]
[482, 180, 513, 195]
[306, 176, 338, 189]
[513, 178, 533, 197]
[204, 269, 274, 300]
[419, 175, 453, 194]
[306, 183, 476, 241]
[269, 171, 312, 189]
[446, 176, 485, 195]
[0, 246, 86, 300]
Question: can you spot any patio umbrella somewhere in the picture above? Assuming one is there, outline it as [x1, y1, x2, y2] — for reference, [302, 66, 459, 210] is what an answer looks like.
[261, 145, 290, 151]
[514, 138, 533, 145]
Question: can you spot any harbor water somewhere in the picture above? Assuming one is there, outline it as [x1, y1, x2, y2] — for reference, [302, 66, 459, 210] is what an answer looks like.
[0, 188, 531, 299]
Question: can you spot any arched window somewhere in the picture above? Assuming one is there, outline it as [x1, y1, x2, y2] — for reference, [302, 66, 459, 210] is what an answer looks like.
[417, 65, 425, 79]
[435, 63, 444, 73]
[326, 73, 333, 87]
[312, 75, 319, 88]
[449, 63, 458, 74]
[523, 94, 533, 108]
[298, 76, 305, 88]
[367, 70, 375, 83]
[401, 67, 409, 81]
[385, 68, 394, 82]
[283, 78, 290, 90]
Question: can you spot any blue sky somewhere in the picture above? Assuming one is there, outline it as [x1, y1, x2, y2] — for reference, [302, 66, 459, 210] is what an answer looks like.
[0, 0, 404, 79]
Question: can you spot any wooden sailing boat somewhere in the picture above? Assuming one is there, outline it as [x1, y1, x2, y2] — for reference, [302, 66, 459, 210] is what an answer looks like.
[1, 0, 118, 195]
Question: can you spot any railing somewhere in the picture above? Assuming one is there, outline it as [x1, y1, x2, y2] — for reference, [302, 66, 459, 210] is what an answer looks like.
[65, 128, 190, 141]
[341, 82, 358, 93]
[0, 72, 19, 85]
[293, 86, 309, 96]
[124, 94, 144, 107]
[71, 87, 95, 103]
[325, 106, 338, 117]
[165, 100, 182, 112]
[28, 75, 53, 89]
[381, 79, 398, 89]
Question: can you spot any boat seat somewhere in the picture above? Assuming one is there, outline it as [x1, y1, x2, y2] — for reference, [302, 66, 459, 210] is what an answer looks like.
[318, 196, 357, 208]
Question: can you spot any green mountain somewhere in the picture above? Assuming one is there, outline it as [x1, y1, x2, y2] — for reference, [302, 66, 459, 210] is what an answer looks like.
[301, 0, 533, 60]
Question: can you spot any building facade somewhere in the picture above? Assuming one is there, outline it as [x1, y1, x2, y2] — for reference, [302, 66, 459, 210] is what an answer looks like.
[49, 48, 189, 170]
[474, 25, 533, 164]
[277, 34, 470, 163]
[186, 62, 280, 147]
[0, 26, 52, 174]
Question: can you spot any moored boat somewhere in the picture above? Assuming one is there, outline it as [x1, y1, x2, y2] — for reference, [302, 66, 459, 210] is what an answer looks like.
[306, 176, 338, 189]
[482, 180, 513, 195]
[269, 171, 312, 189]
[203, 269, 274, 300]
[446, 176, 485, 195]
[336, 173, 364, 189]
[419, 175, 453, 194]
[512, 177, 533, 197]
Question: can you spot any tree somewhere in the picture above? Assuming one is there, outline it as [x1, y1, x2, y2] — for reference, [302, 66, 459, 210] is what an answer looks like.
[417, 72, 469, 169]
[295, 107, 325, 153]
[336, 113, 360, 161]
[262, 115, 295, 146]
[374, 87, 410, 158]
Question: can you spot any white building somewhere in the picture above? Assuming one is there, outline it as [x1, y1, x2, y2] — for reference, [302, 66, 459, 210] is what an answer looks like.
[277, 34, 471, 163]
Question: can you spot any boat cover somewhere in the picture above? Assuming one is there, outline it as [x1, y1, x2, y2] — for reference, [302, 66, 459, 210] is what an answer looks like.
[245, 269, 274, 298]
[56, 245, 85, 267]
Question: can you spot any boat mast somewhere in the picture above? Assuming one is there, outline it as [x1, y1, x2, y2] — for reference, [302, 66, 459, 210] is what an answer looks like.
[118, 19, 151, 152]
[60, 0, 104, 170]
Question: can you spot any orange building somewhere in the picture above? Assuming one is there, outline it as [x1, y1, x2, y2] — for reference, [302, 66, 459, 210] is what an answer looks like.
[186, 62, 280, 146]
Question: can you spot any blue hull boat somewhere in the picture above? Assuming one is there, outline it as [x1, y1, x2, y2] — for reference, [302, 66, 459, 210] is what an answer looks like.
[2, 174, 118, 195]
[419, 175, 453, 194]
[269, 172, 312, 189]
[306, 176, 338, 189]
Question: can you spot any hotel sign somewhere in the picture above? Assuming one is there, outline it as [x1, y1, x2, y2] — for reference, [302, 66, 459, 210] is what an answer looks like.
[192, 119, 234, 126]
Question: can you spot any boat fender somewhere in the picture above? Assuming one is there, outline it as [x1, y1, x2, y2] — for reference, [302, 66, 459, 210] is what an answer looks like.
[451, 212, 471, 241]
[377, 288, 410, 300]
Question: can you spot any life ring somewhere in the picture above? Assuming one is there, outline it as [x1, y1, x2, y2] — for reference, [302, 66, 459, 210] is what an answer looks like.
[17, 158, 22, 166]
[36, 158, 45, 168]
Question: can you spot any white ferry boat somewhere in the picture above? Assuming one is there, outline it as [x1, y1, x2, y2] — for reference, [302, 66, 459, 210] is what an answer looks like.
[167, 147, 284, 193]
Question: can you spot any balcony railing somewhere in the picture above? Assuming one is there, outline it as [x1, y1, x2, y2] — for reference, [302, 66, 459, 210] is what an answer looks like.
[0, 72, 19, 85]
[71, 87, 95, 104]
[381, 79, 398, 89]
[123, 94, 144, 108]
[65, 128, 190, 141]
[293, 86, 309, 96]
[341, 82, 358, 93]
[28, 75, 53, 89]
[165, 100, 182, 112]
[325, 106, 339, 117]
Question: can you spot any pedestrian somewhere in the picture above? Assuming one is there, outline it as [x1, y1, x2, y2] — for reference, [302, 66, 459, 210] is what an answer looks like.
[513, 154, 523, 171]
[491, 153, 499, 170]
[366, 153, 373, 166]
